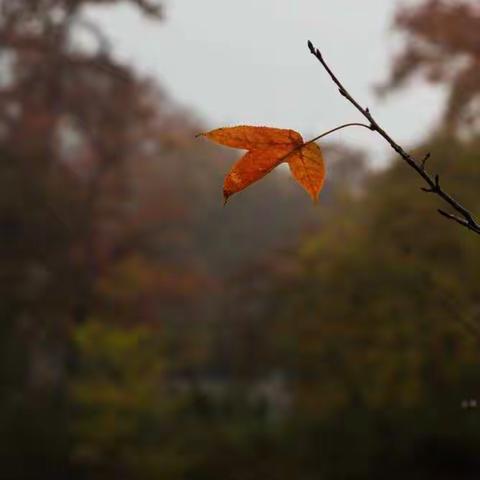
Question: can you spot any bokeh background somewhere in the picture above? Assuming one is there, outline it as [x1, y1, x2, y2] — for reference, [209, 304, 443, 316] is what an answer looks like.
[1, 0, 480, 478]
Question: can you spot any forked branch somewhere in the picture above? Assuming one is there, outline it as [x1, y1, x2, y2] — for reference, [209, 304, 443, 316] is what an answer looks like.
[307, 40, 480, 236]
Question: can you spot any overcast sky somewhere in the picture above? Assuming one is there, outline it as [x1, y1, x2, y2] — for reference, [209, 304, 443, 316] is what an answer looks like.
[89, 0, 445, 165]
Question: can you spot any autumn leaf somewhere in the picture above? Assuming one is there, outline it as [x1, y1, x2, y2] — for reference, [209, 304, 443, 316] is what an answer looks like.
[197, 126, 326, 202]
[288, 142, 325, 202]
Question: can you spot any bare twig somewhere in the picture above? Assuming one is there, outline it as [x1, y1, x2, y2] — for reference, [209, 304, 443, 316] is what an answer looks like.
[421, 152, 431, 169]
[307, 40, 480, 236]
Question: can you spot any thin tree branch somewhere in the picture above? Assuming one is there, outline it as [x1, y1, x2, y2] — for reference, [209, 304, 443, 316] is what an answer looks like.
[307, 40, 480, 236]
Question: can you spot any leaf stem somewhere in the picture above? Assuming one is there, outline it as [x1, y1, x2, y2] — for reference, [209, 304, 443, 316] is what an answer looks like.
[305, 122, 372, 146]
[279, 122, 371, 164]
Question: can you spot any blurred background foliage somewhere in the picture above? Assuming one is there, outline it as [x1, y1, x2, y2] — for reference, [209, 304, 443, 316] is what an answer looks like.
[1, 0, 480, 478]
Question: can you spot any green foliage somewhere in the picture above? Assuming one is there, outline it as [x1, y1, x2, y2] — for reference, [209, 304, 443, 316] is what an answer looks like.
[262, 135, 480, 477]
[272, 136, 480, 411]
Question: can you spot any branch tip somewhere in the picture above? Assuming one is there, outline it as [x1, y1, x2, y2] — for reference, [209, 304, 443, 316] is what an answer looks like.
[421, 152, 431, 168]
[438, 209, 460, 223]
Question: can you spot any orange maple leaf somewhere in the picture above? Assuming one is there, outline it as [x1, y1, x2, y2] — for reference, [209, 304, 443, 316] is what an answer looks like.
[197, 126, 326, 203]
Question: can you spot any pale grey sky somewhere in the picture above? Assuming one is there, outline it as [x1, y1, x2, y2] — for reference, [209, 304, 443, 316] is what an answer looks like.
[88, 0, 445, 165]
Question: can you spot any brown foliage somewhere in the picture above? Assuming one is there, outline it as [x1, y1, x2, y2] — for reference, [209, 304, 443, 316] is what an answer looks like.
[381, 0, 480, 130]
